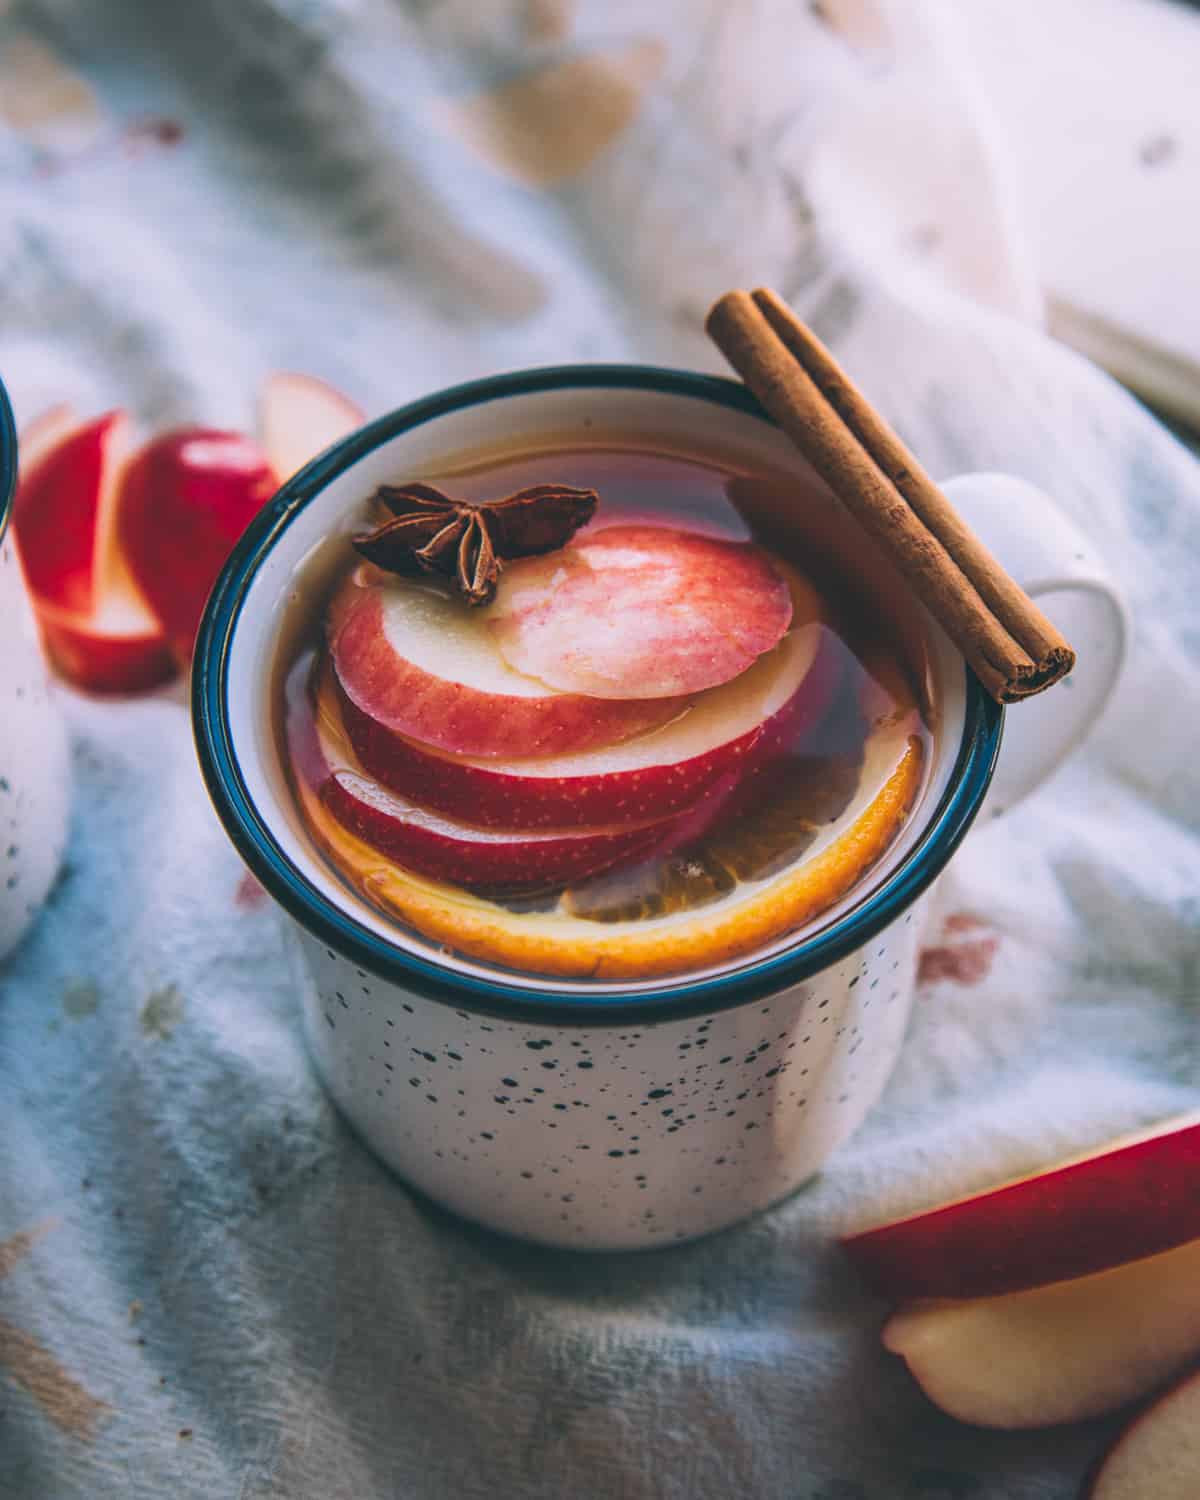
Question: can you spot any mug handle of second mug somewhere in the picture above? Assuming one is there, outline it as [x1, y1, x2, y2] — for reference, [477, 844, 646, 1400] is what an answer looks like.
[940, 473, 1131, 818]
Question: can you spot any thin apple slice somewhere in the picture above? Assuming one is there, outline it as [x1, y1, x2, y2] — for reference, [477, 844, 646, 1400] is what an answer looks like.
[843, 1111, 1200, 1300]
[287, 657, 707, 894]
[13, 410, 131, 614]
[882, 1235, 1200, 1429]
[338, 616, 833, 830]
[330, 570, 688, 760]
[259, 372, 364, 482]
[1086, 1365, 1200, 1499]
[118, 427, 278, 663]
[489, 524, 795, 699]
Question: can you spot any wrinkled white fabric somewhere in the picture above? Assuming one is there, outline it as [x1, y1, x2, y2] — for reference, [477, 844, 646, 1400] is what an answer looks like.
[2, 3, 1197, 1496]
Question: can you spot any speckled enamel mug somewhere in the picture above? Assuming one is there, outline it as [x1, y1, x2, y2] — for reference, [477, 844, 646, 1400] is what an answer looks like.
[0, 377, 71, 963]
[193, 368, 1127, 1249]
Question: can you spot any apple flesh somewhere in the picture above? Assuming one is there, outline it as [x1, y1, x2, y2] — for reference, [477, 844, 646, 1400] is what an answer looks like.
[259, 372, 363, 481]
[842, 1111, 1200, 1300]
[1086, 1365, 1200, 1499]
[16, 403, 78, 472]
[338, 619, 833, 830]
[288, 659, 711, 894]
[329, 572, 688, 761]
[882, 1234, 1200, 1429]
[489, 524, 796, 699]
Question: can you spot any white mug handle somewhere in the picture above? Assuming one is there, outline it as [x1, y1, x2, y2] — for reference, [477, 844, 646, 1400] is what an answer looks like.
[940, 473, 1130, 818]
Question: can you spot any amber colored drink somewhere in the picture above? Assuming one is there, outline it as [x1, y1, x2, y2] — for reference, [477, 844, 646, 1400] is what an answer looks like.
[274, 435, 934, 982]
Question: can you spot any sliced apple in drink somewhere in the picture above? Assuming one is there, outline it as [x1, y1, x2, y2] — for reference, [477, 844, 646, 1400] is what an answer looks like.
[1086, 1365, 1200, 1499]
[291, 713, 923, 979]
[259, 372, 364, 482]
[882, 1235, 1200, 1429]
[118, 427, 278, 662]
[329, 571, 688, 761]
[490, 524, 796, 698]
[288, 658, 710, 894]
[337, 615, 834, 830]
[842, 1111, 1200, 1300]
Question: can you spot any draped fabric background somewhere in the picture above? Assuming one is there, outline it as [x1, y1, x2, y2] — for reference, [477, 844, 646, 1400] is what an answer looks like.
[2, 2, 1199, 1495]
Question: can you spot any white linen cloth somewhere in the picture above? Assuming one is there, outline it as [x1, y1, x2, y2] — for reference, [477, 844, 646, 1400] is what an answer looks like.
[2, 2, 1198, 1495]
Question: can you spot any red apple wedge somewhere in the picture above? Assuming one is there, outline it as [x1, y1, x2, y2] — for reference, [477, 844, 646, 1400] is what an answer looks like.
[287, 658, 719, 894]
[842, 1111, 1200, 1300]
[882, 1235, 1200, 1429]
[13, 410, 131, 614]
[330, 571, 689, 760]
[490, 524, 796, 698]
[1085, 1364, 1200, 1499]
[259, 372, 364, 481]
[118, 427, 278, 662]
[338, 620, 836, 830]
[13, 408, 177, 694]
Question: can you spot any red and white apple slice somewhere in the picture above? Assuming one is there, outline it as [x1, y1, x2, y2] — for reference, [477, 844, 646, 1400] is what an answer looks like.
[117, 427, 278, 662]
[259, 372, 364, 482]
[489, 524, 796, 699]
[13, 408, 178, 694]
[13, 409, 131, 615]
[330, 571, 690, 761]
[883, 1234, 1200, 1429]
[1086, 1364, 1200, 1499]
[842, 1111, 1200, 1301]
[337, 618, 836, 830]
[288, 658, 712, 894]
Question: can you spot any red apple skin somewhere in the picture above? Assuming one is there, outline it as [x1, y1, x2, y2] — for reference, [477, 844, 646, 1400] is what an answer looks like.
[842, 1112, 1200, 1301]
[1084, 1365, 1200, 1500]
[335, 627, 839, 830]
[37, 607, 177, 696]
[330, 585, 688, 761]
[118, 428, 278, 661]
[13, 411, 127, 614]
[286, 661, 702, 894]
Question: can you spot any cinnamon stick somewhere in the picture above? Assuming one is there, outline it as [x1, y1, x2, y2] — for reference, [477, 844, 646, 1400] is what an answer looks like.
[705, 289, 1075, 703]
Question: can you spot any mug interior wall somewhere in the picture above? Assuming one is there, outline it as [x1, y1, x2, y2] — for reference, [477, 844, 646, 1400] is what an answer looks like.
[225, 383, 968, 996]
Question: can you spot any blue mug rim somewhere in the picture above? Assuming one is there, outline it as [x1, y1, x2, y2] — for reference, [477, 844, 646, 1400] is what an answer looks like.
[192, 364, 1003, 1025]
[0, 376, 16, 545]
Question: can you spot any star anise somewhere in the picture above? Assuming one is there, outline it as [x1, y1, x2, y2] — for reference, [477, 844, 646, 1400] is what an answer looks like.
[352, 481, 599, 606]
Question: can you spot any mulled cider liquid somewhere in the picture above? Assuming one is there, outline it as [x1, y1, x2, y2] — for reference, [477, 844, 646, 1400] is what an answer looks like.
[273, 434, 936, 983]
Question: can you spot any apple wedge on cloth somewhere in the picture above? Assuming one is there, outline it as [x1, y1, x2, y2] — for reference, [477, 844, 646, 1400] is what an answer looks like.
[13, 408, 176, 694]
[841, 1112, 1200, 1431]
[259, 372, 363, 483]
